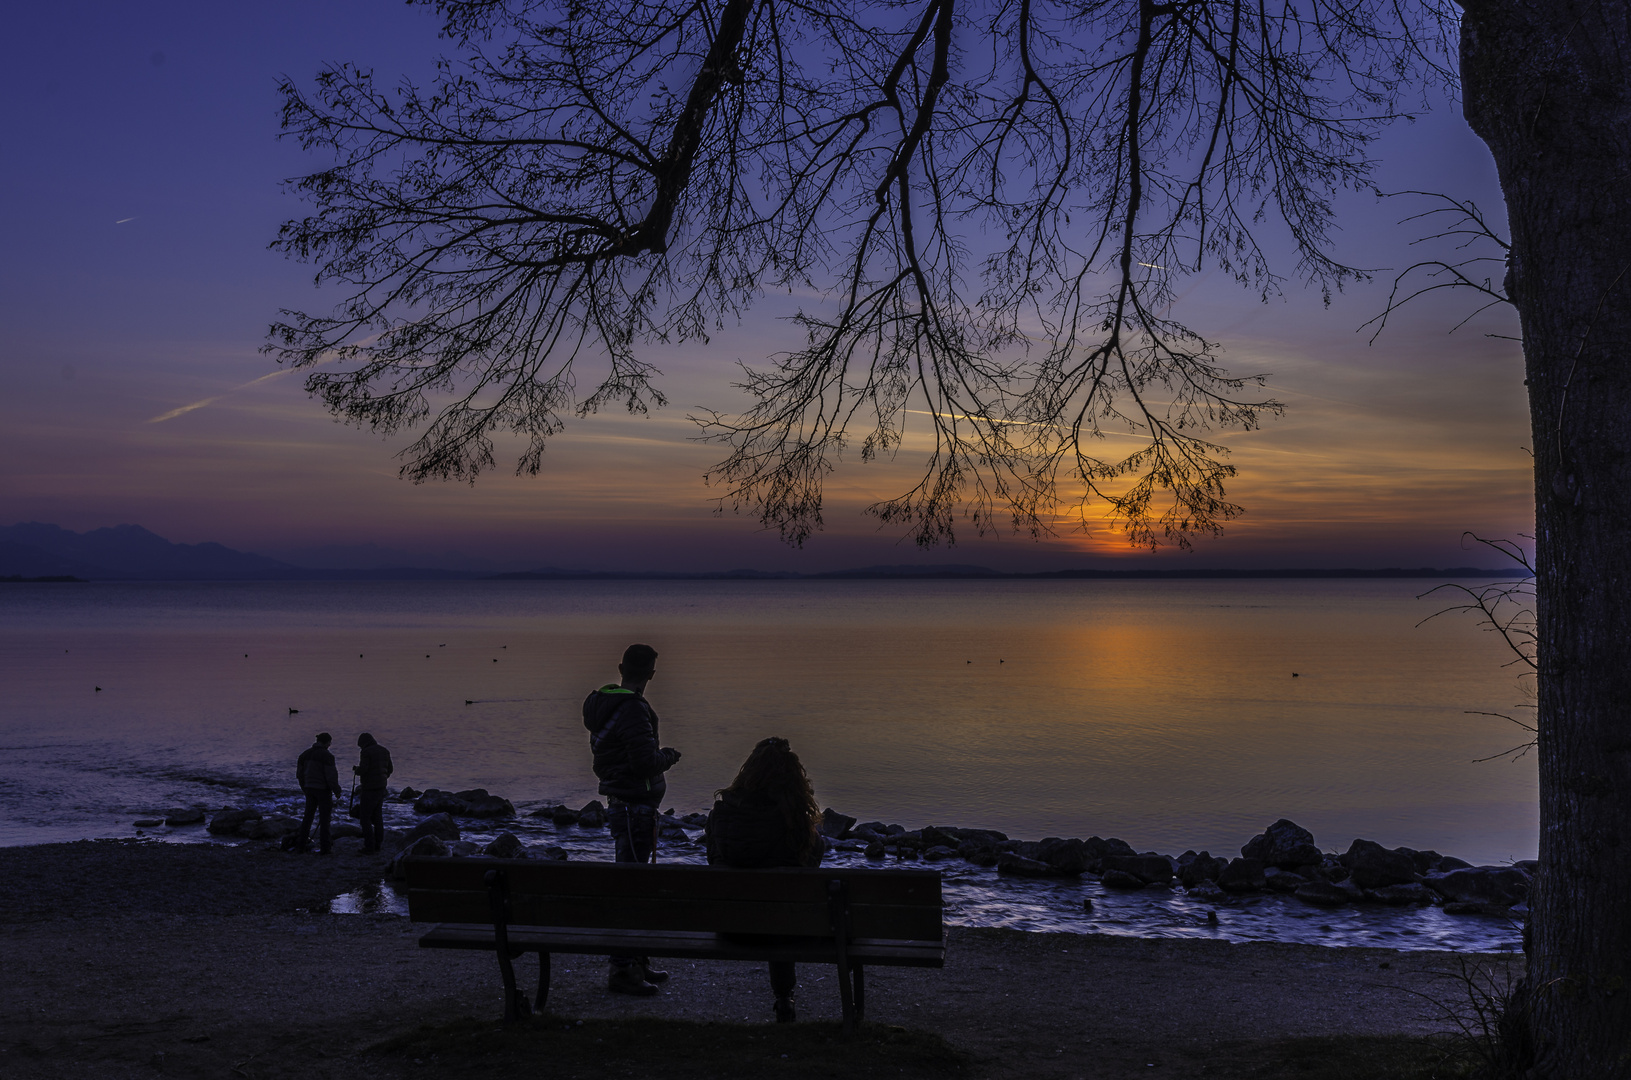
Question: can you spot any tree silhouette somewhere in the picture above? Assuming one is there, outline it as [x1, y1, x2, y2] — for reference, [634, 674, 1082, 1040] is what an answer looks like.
[271, 2, 1631, 1072]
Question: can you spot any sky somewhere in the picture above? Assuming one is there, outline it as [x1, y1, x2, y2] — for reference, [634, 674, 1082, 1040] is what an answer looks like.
[0, 1, 1533, 573]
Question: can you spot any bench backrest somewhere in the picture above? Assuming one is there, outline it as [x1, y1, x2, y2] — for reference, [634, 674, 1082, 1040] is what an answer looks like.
[406, 858, 943, 942]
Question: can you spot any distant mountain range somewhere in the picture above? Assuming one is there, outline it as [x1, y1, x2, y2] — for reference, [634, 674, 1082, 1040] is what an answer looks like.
[0, 523, 476, 581]
[0, 522, 1529, 582]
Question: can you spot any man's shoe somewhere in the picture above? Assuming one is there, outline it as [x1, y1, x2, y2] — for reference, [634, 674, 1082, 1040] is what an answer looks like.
[607, 968, 659, 997]
[774, 996, 796, 1023]
[640, 961, 670, 983]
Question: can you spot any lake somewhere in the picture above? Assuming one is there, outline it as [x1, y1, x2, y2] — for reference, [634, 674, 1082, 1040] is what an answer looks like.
[0, 577, 1536, 868]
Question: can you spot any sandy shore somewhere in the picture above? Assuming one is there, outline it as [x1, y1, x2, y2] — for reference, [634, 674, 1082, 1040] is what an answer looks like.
[0, 840, 1513, 1079]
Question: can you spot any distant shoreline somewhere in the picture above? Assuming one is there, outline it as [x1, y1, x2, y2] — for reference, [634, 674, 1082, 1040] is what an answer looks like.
[489, 565, 1528, 582]
[0, 567, 1527, 583]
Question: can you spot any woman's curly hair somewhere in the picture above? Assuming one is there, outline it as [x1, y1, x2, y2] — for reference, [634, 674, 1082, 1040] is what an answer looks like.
[716, 737, 822, 864]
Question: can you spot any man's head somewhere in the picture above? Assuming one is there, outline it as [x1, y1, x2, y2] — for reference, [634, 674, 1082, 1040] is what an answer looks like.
[618, 643, 658, 684]
[357, 732, 376, 748]
[316, 732, 332, 746]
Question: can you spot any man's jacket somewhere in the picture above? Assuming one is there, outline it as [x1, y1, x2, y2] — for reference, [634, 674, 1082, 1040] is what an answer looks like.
[583, 686, 678, 806]
[356, 735, 393, 791]
[296, 743, 341, 795]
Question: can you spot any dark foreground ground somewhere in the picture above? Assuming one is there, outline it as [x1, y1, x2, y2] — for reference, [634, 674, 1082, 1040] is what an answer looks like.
[0, 841, 1515, 1079]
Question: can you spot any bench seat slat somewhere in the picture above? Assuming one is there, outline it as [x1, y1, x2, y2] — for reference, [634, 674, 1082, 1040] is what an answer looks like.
[407, 858, 941, 906]
[408, 889, 941, 941]
[417, 923, 946, 967]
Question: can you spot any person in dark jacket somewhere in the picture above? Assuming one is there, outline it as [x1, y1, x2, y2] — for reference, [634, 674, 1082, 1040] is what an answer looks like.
[705, 737, 824, 1022]
[352, 732, 394, 854]
[583, 643, 682, 996]
[295, 733, 343, 854]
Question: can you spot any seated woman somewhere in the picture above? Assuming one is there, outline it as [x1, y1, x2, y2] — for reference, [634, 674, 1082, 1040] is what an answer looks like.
[705, 737, 824, 1022]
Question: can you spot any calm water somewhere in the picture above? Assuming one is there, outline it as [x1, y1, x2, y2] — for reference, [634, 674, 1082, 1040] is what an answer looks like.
[0, 579, 1535, 951]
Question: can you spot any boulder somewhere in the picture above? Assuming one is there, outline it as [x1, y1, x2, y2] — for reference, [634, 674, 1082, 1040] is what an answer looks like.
[207, 808, 262, 834]
[524, 844, 568, 861]
[396, 787, 422, 802]
[997, 853, 1056, 878]
[1100, 869, 1146, 889]
[389, 834, 449, 878]
[1187, 880, 1227, 901]
[820, 808, 858, 839]
[1369, 882, 1435, 906]
[1036, 838, 1090, 876]
[164, 808, 206, 827]
[484, 832, 526, 859]
[1294, 881, 1352, 908]
[1101, 854, 1174, 886]
[448, 840, 482, 857]
[241, 815, 300, 840]
[1217, 857, 1267, 893]
[1179, 853, 1229, 888]
[922, 845, 957, 861]
[1319, 854, 1350, 882]
[403, 813, 461, 844]
[965, 847, 999, 868]
[413, 788, 515, 818]
[1241, 819, 1321, 869]
[133, 818, 165, 828]
[1342, 839, 1419, 890]
[1263, 868, 1307, 894]
[577, 800, 607, 828]
[1426, 866, 1531, 909]
[865, 842, 887, 861]
[552, 805, 581, 825]
[1439, 855, 1474, 871]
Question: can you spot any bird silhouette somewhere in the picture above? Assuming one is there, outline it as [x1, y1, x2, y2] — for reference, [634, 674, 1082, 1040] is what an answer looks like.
[95, 686, 102, 692]
[289, 707, 299, 715]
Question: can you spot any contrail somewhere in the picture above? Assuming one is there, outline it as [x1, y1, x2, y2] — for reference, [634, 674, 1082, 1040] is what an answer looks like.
[147, 368, 293, 423]
[115, 217, 137, 224]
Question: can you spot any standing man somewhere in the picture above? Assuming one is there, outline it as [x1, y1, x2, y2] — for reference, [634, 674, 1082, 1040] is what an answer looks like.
[296, 732, 343, 854]
[583, 643, 682, 996]
[352, 732, 394, 854]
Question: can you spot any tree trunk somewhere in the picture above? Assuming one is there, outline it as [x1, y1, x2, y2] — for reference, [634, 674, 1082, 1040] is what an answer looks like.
[1460, 2, 1631, 1075]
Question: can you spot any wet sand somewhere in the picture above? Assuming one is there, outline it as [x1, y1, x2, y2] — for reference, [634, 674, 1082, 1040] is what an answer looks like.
[0, 840, 1513, 1079]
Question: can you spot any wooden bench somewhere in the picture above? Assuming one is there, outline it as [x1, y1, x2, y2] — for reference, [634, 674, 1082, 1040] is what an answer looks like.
[405, 857, 945, 1030]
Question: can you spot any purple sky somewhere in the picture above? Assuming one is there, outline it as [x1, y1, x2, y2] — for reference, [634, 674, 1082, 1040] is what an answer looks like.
[0, 2, 1532, 572]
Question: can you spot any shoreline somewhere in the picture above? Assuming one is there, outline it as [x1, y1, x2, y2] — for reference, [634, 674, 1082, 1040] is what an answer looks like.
[1, 839, 1513, 1079]
[3, 794, 1534, 956]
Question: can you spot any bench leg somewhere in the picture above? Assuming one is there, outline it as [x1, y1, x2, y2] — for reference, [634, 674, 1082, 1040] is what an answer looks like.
[497, 946, 529, 1023]
[853, 964, 865, 1023]
[537, 951, 552, 1014]
[836, 959, 855, 1034]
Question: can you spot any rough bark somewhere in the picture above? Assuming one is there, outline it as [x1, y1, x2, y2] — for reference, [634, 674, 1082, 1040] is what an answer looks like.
[1460, 2, 1631, 1075]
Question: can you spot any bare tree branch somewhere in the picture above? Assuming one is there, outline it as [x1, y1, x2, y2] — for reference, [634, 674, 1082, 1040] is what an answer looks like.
[269, 0, 1458, 544]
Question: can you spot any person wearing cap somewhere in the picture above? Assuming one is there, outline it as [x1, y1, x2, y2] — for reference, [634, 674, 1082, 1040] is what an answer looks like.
[295, 733, 343, 854]
[583, 643, 682, 995]
[352, 732, 394, 854]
